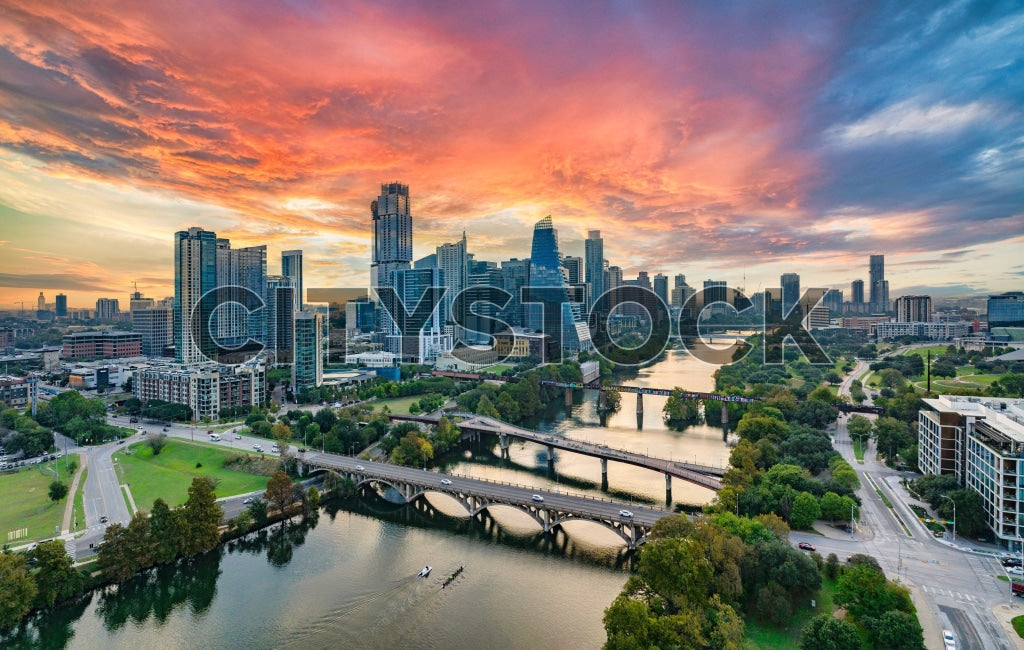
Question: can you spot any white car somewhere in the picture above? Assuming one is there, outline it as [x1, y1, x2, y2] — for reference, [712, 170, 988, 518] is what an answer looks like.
[440, 478, 452, 486]
[943, 629, 956, 649]
[243, 497, 254, 504]
[253, 444, 262, 452]
[1009, 566, 1024, 575]
[356, 465, 365, 471]
[619, 509, 634, 518]
[532, 494, 544, 502]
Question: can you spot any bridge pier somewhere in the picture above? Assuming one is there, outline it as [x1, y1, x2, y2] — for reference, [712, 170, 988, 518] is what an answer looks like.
[297, 462, 305, 477]
[598, 389, 606, 411]
[601, 457, 608, 482]
[565, 387, 573, 407]
[499, 432, 510, 457]
[547, 445, 556, 468]
[665, 473, 672, 505]
[721, 403, 729, 425]
[636, 392, 644, 415]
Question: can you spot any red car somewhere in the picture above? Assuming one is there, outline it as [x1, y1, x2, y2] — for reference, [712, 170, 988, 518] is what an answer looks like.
[797, 542, 816, 551]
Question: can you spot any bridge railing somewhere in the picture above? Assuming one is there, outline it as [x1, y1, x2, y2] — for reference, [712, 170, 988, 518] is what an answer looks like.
[304, 454, 674, 514]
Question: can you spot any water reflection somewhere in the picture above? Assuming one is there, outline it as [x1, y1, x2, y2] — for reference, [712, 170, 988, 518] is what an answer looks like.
[2, 593, 93, 649]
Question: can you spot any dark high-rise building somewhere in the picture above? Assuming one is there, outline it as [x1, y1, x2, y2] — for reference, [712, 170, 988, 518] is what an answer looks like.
[869, 254, 889, 312]
[988, 292, 1024, 327]
[781, 273, 800, 315]
[499, 257, 530, 328]
[133, 308, 173, 357]
[653, 274, 668, 307]
[174, 227, 218, 365]
[562, 255, 582, 285]
[824, 289, 844, 314]
[370, 182, 412, 292]
[55, 294, 67, 317]
[528, 216, 591, 354]
[437, 233, 468, 339]
[281, 250, 303, 312]
[585, 231, 605, 306]
[95, 298, 120, 320]
[851, 279, 865, 305]
[265, 275, 295, 358]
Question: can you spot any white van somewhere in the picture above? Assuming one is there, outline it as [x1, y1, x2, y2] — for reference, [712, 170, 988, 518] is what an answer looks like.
[209, 433, 221, 441]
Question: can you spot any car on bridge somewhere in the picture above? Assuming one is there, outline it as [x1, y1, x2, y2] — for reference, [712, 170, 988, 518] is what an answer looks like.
[532, 494, 544, 502]
[440, 478, 452, 485]
[619, 510, 633, 518]
[356, 465, 365, 471]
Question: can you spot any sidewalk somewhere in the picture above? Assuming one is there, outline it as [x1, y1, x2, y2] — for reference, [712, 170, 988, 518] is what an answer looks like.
[812, 521, 875, 542]
[60, 454, 88, 534]
[993, 602, 1024, 649]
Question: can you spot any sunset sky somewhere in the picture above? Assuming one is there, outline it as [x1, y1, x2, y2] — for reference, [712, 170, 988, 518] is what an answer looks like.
[1, 1, 1022, 309]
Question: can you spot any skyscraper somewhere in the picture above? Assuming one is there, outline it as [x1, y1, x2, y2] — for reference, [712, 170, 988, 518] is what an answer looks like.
[851, 279, 865, 305]
[869, 254, 889, 312]
[37, 292, 45, 311]
[528, 216, 592, 355]
[562, 255, 582, 285]
[370, 182, 413, 292]
[292, 311, 323, 391]
[499, 257, 530, 328]
[174, 227, 218, 366]
[281, 250, 303, 312]
[437, 233, 468, 340]
[653, 274, 668, 306]
[55, 294, 67, 318]
[265, 275, 295, 358]
[390, 267, 451, 363]
[133, 308, 173, 357]
[216, 241, 267, 348]
[585, 231, 605, 307]
[781, 273, 800, 315]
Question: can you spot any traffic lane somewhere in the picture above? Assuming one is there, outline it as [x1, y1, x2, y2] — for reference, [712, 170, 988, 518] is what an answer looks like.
[941, 604, 984, 650]
[302, 452, 664, 523]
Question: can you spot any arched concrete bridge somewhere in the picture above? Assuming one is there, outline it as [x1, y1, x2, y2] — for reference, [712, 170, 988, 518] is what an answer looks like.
[297, 451, 668, 549]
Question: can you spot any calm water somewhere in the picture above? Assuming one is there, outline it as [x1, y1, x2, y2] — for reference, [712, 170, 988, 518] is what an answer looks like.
[10, 350, 730, 649]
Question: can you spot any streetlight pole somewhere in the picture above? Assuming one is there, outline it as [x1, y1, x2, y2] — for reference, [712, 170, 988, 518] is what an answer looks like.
[850, 502, 856, 536]
[942, 494, 956, 542]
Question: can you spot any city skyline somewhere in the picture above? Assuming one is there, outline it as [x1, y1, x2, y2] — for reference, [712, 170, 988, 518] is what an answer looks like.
[2, 2, 1024, 307]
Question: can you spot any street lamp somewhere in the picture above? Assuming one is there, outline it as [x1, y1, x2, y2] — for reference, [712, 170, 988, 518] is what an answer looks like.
[942, 494, 956, 542]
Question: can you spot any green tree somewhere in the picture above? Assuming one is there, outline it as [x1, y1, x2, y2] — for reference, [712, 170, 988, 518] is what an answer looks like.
[182, 477, 222, 555]
[475, 394, 500, 418]
[307, 486, 321, 510]
[265, 470, 294, 514]
[819, 492, 846, 522]
[147, 434, 169, 455]
[799, 614, 860, 650]
[847, 414, 872, 439]
[98, 522, 137, 582]
[936, 489, 988, 539]
[835, 563, 913, 621]
[149, 498, 185, 564]
[789, 491, 820, 529]
[48, 480, 69, 501]
[754, 581, 791, 626]
[736, 415, 789, 443]
[869, 609, 925, 650]
[29, 540, 82, 609]
[248, 497, 268, 527]
[124, 511, 155, 571]
[272, 421, 292, 450]
[0, 553, 37, 631]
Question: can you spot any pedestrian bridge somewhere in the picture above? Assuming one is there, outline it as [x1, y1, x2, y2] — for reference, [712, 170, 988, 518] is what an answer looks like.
[297, 451, 668, 549]
[453, 414, 725, 493]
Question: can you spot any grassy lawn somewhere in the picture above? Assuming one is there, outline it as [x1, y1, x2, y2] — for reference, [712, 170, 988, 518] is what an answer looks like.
[72, 465, 88, 532]
[1012, 615, 1024, 639]
[482, 364, 514, 374]
[372, 395, 422, 415]
[744, 578, 837, 649]
[902, 345, 949, 359]
[0, 457, 78, 544]
[853, 438, 865, 462]
[113, 439, 270, 511]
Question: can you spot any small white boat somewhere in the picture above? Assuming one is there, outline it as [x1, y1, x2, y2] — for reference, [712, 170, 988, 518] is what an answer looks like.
[418, 566, 432, 577]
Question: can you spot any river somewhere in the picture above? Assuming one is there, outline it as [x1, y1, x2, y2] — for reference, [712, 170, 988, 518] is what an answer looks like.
[9, 349, 731, 649]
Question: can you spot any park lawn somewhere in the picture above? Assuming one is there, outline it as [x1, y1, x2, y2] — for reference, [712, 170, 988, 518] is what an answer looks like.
[0, 457, 78, 544]
[113, 439, 269, 511]
[902, 345, 949, 359]
[744, 578, 836, 649]
[373, 395, 421, 415]
[482, 364, 514, 374]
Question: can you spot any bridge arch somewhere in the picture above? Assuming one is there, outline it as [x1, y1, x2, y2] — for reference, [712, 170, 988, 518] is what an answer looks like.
[547, 513, 638, 547]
